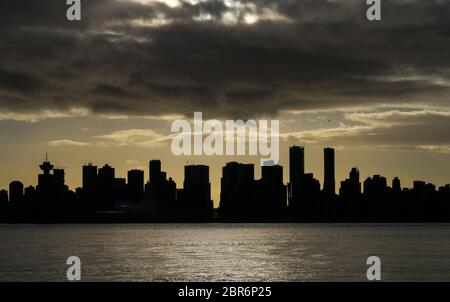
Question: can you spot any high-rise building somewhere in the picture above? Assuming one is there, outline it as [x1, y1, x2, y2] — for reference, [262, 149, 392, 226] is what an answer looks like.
[288, 146, 313, 216]
[98, 164, 115, 184]
[262, 164, 283, 185]
[149, 160, 163, 183]
[392, 177, 401, 192]
[364, 175, 387, 195]
[184, 165, 209, 186]
[289, 146, 304, 183]
[97, 164, 115, 210]
[9, 181, 24, 203]
[413, 181, 426, 192]
[34, 155, 71, 210]
[24, 186, 35, 203]
[53, 169, 65, 188]
[145, 160, 176, 207]
[128, 169, 144, 202]
[114, 178, 127, 202]
[323, 148, 335, 195]
[128, 170, 144, 192]
[340, 168, 361, 197]
[38, 154, 55, 191]
[182, 165, 212, 215]
[349, 168, 359, 184]
[289, 172, 321, 218]
[256, 164, 287, 213]
[39, 153, 54, 175]
[82, 163, 97, 191]
[220, 162, 254, 217]
[0, 189, 8, 203]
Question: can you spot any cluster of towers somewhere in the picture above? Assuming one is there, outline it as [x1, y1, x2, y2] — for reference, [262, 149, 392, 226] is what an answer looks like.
[0, 147, 450, 222]
[0, 155, 213, 221]
[219, 162, 287, 219]
[78, 160, 212, 219]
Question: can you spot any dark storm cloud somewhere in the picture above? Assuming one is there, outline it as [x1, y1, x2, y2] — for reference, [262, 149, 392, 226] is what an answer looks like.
[93, 84, 137, 98]
[0, 69, 44, 94]
[286, 110, 450, 151]
[0, 0, 450, 119]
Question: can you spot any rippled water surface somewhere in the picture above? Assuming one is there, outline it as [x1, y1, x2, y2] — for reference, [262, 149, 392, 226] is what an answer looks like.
[1, 224, 450, 281]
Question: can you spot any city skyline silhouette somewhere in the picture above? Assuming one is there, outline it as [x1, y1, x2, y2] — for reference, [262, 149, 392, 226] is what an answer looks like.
[0, 146, 449, 223]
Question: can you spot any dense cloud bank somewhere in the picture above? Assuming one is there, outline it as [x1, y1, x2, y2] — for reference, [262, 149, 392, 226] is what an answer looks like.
[0, 0, 449, 119]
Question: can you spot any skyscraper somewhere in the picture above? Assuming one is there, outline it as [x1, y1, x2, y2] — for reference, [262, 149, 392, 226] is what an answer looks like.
[9, 181, 24, 203]
[114, 178, 127, 202]
[257, 164, 287, 213]
[340, 168, 361, 198]
[324, 147, 335, 195]
[350, 168, 359, 184]
[98, 164, 115, 184]
[289, 146, 304, 183]
[38, 154, 54, 190]
[145, 160, 176, 206]
[53, 169, 65, 189]
[128, 169, 144, 202]
[220, 162, 255, 217]
[82, 163, 97, 191]
[0, 189, 8, 203]
[182, 165, 212, 216]
[262, 164, 283, 185]
[392, 177, 401, 192]
[149, 160, 162, 183]
[98, 164, 115, 210]
[128, 170, 144, 192]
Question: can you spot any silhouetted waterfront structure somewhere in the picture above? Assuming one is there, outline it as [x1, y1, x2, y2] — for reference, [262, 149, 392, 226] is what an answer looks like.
[289, 146, 304, 183]
[0, 190, 7, 203]
[128, 169, 144, 202]
[323, 148, 335, 195]
[82, 163, 97, 191]
[149, 160, 162, 183]
[289, 172, 321, 220]
[145, 160, 177, 210]
[392, 177, 401, 192]
[219, 162, 255, 218]
[254, 163, 287, 218]
[81, 163, 98, 211]
[288, 146, 307, 219]
[114, 178, 127, 203]
[9, 181, 23, 203]
[24, 185, 35, 204]
[97, 164, 115, 210]
[180, 165, 213, 219]
[339, 168, 362, 220]
[340, 168, 361, 198]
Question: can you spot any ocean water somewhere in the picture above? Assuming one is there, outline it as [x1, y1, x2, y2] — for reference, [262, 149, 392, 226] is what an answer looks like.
[0, 223, 450, 282]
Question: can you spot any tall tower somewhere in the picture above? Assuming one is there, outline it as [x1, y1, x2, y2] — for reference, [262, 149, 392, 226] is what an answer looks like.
[82, 163, 98, 191]
[98, 164, 115, 184]
[149, 160, 162, 183]
[9, 181, 24, 203]
[350, 167, 359, 183]
[183, 165, 211, 207]
[392, 177, 401, 192]
[289, 146, 304, 183]
[220, 162, 255, 215]
[39, 152, 54, 176]
[323, 148, 335, 195]
[38, 153, 55, 190]
[128, 170, 144, 193]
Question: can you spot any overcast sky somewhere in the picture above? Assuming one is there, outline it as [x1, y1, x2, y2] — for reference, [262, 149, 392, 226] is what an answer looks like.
[0, 0, 449, 205]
